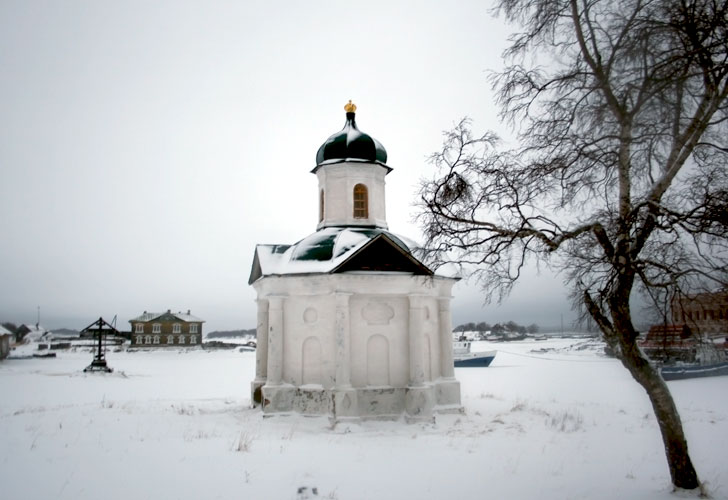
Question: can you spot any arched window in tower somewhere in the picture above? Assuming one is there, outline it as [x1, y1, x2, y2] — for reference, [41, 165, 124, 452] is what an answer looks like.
[319, 189, 325, 222]
[353, 184, 368, 219]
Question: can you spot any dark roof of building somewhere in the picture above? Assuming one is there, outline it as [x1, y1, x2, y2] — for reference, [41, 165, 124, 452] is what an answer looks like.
[128, 311, 205, 323]
[315, 102, 388, 167]
[248, 226, 444, 284]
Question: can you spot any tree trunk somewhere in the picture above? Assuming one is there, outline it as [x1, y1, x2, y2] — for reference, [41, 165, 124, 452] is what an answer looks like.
[617, 338, 699, 488]
[607, 289, 700, 490]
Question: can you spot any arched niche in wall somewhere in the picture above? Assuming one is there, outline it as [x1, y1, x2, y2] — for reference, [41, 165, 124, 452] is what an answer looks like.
[424, 334, 432, 382]
[366, 334, 390, 386]
[302, 336, 322, 385]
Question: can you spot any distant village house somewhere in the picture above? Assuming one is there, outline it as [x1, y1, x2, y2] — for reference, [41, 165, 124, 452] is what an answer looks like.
[15, 324, 48, 343]
[0, 324, 12, 359]
[129, 310, 204, 347]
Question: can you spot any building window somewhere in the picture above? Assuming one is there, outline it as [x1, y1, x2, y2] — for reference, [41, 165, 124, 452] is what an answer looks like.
[135, 335, 143, 344]
[190, 335, 197, 344]
[353, 184, 368, 219]
[135, 323, 144, 333]
[152, 323, 161, 334]
[179, 335, 186, 345]
[173, 323, 181, 334]
[153, 335, 160, 344]
[145, 335, 152, 345]
[190, 324, 198, 334]
[167, 335, 174, 344]
[319, 189, 325, 222]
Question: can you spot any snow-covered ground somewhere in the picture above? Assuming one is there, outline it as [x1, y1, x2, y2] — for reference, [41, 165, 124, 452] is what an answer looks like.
[1, 339, 726, 500]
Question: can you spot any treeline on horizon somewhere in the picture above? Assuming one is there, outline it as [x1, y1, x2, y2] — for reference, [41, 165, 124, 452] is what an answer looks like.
[206, 328, 256, 339]
[454, 320, 540, 335]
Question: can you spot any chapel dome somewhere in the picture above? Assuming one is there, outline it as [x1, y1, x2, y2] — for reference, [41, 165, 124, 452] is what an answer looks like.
[315, 101, 388, 166]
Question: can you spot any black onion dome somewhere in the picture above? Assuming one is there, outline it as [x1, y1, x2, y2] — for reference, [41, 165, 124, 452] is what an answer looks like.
[315, 101, 388, 165]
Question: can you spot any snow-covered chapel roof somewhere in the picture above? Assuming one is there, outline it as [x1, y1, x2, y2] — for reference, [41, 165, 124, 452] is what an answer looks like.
[248, 226, 437, 284]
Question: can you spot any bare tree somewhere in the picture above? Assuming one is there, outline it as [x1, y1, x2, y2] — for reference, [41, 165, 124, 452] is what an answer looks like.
[476, 321, 492, 333]
[417, 0, 728, 490]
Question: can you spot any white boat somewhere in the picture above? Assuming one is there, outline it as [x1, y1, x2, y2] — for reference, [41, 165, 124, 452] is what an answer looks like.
[453, 340, 496, 367]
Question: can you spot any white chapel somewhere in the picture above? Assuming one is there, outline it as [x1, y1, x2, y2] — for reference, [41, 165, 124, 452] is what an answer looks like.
[248, 101, 461, 421]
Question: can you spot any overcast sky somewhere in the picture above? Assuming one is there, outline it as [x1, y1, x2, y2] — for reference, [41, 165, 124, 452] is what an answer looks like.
[0, 0, 577, 333]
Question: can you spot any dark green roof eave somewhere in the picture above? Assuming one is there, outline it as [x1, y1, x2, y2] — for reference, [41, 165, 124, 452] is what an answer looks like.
[252, 271, 459, 281]
[310, 158, 392, 175]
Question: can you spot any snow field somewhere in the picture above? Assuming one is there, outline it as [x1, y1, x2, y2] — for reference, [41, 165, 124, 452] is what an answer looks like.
[1, 339, 726, 500]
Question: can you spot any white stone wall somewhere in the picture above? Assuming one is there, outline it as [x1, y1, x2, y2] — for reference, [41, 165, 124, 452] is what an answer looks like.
[315, 161, 389, 229]
[251, 273, 461, 420]
[281, 295, 336, 388]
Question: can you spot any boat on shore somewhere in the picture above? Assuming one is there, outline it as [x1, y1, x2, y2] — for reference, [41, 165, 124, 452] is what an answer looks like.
[660, 361, 728, 381]
[453, 340, 496, 367]
[638, 324, 728, 380]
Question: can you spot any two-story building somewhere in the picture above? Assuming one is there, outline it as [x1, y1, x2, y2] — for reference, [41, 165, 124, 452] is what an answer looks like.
[671, 291, 728, 338]
[129, 310, 204, 347]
